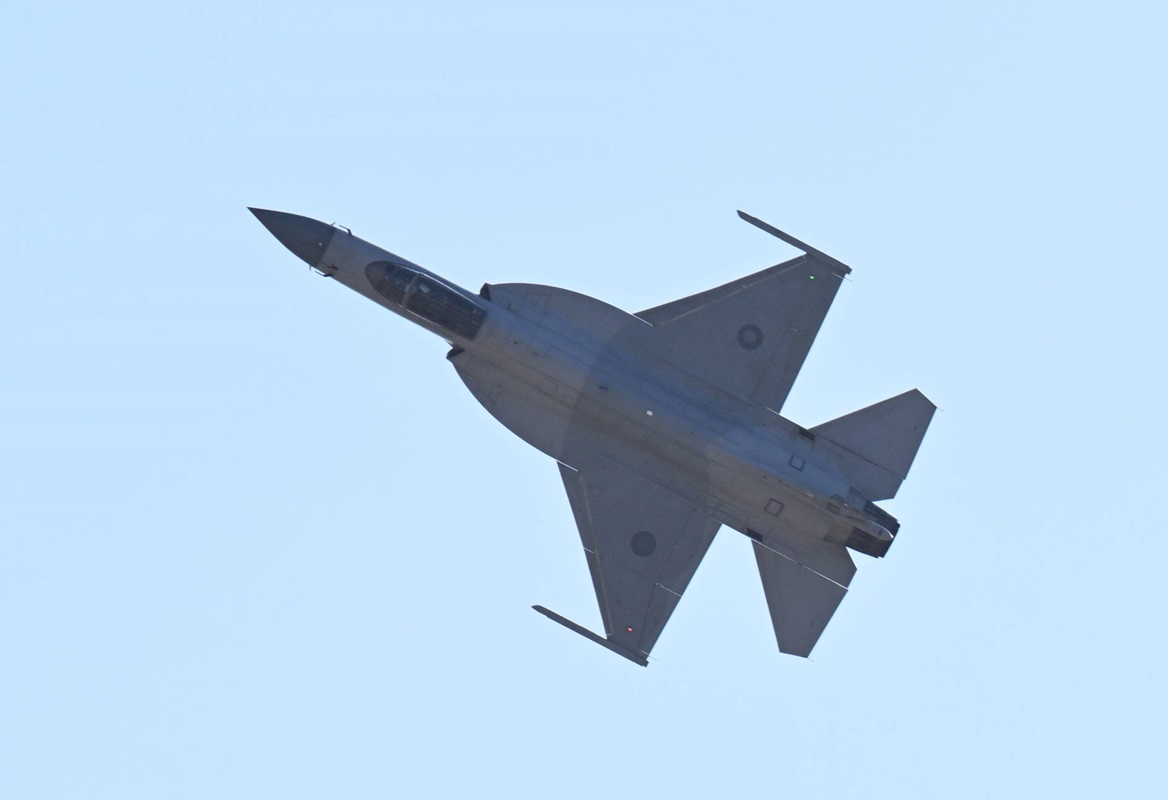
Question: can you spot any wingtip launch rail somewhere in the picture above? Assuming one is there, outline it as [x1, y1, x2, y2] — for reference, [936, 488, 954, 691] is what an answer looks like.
[532, 605, 649, 667]
[737, 210, 852, 275]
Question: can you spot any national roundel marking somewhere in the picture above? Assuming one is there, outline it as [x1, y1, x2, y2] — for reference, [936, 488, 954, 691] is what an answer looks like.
[630, 530, 657, 557]
[737, 324, 764, 350]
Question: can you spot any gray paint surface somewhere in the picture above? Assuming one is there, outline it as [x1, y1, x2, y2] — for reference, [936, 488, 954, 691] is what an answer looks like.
[251, 207, 935, 664]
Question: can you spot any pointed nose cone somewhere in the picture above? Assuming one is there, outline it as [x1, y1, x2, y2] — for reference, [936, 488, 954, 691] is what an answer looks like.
[249, 208, 337, 268]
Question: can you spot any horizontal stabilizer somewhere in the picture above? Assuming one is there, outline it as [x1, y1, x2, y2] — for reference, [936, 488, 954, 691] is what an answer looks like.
[812, 389, 936, 501]
[753, 539, 854, 657]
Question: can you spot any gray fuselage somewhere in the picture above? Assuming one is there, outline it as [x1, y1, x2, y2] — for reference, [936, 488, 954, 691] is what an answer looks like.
[313, 226, 885, 553]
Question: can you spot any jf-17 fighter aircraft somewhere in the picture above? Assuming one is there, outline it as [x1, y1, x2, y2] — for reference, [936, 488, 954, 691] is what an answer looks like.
[251, 207, 934, 666]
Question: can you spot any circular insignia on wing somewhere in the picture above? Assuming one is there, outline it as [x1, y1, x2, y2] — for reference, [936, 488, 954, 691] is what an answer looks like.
[630, 530, 657, 557]
[737, 324, 764, 350]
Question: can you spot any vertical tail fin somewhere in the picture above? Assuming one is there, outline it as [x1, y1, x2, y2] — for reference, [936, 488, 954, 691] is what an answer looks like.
[811, 389, 936, 501]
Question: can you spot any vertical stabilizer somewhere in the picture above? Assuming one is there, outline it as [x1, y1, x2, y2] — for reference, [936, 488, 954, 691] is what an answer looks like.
[811, 389, 935, 501]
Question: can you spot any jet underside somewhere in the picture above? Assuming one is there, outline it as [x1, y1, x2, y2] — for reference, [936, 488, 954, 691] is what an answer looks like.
[250, 207, 935, 665]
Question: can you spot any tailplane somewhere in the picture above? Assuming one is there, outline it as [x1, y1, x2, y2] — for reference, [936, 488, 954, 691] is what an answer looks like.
[812, 389, 935, 501]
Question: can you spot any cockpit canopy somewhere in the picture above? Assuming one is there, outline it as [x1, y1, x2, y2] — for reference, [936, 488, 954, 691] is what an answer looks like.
[365, 261, 487, 340]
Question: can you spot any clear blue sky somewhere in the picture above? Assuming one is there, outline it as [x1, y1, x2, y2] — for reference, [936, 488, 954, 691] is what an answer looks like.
[3, 2, 1165, 797]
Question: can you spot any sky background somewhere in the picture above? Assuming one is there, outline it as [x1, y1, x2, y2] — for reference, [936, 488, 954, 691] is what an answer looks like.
[3, 1, 1166, 797]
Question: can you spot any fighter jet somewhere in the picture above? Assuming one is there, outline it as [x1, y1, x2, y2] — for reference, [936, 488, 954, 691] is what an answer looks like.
[251, 207, 934, 666]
